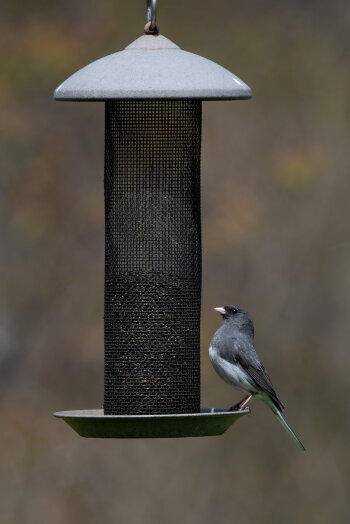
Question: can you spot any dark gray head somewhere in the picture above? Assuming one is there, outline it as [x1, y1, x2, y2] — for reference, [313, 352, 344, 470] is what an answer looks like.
[214, 305, 254, 336]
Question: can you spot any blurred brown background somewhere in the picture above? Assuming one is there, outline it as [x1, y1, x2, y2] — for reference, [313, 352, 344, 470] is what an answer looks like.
[1, 1, 350, 523]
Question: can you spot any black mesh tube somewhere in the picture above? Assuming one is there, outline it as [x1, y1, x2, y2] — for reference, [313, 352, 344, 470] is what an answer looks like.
[104, 100, 201, 414]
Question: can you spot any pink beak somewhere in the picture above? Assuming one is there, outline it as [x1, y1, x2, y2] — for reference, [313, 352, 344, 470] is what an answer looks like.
[214, 307, 226, 315]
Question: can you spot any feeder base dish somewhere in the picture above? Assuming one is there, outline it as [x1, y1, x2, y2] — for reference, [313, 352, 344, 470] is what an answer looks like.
[54, 408, 249, 438]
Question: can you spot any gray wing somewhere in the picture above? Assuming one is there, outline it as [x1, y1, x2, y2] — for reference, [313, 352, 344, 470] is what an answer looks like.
[219, 334, 285, 411]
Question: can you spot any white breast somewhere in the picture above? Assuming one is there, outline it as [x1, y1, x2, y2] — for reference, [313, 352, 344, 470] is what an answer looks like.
[209, 345, 257, 394]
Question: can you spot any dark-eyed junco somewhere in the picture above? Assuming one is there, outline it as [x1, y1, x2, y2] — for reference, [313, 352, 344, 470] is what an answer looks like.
[209, 305, 305, 451]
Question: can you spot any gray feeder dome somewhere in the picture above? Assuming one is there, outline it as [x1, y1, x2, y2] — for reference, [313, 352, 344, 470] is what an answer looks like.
[54, 34, 251, 101]
[54, 29, 251, 438]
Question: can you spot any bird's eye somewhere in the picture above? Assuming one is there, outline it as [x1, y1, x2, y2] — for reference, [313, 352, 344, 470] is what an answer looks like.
[232, 308, 238, 314]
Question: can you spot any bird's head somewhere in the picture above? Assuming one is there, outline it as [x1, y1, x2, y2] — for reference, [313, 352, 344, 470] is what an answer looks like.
[214, 305, 254, 335]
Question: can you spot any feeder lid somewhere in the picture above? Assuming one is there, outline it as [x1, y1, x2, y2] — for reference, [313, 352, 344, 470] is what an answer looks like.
[54, 34, 251, 101]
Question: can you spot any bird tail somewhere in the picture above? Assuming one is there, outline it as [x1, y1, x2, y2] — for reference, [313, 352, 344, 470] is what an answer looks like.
[258, 393, 306, 451]
[274, 408, 306, 452]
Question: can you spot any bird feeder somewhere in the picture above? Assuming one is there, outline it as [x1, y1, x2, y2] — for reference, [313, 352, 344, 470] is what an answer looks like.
[54, 1, 251, 438]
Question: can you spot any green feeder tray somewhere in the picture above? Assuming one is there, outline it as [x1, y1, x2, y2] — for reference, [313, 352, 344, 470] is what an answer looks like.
[54, 408, 250, 439]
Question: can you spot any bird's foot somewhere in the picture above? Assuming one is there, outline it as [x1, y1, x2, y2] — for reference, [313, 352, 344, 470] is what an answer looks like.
[229, 394, 253, 411]
[228, 402, 243, 412]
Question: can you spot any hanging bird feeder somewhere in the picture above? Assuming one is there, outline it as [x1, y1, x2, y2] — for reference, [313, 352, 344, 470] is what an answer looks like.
[54, 1, 252, 438]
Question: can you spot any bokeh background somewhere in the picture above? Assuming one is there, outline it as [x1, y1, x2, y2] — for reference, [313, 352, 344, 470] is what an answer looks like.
[1, 1, 350, 522]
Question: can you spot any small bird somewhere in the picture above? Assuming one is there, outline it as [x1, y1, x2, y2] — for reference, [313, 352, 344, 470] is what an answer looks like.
[209, 305, 305, 451]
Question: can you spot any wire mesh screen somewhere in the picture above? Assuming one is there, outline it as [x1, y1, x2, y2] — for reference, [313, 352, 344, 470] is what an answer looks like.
[104, 100, 202, 415]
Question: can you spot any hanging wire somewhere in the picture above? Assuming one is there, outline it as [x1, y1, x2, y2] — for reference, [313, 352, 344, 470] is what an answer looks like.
[145, 0, 159, 35]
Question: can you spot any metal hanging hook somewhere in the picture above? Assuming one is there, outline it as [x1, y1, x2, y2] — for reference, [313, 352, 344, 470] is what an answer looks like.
[145, 0, 159, 35]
